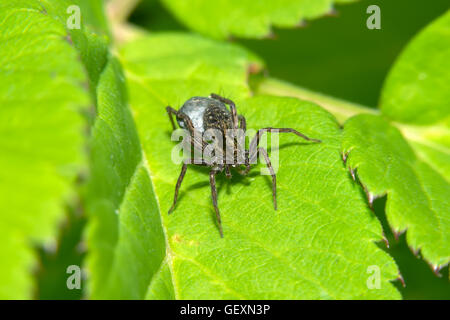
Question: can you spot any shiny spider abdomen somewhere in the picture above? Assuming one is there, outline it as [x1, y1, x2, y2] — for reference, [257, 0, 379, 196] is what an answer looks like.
[176, 96, 233, 133]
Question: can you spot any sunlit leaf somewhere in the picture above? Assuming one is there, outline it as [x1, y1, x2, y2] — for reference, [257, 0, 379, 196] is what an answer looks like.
[160, 0, 357, 39]
[85, 33, 401, 299]
[342, 115, 450, 270]
[380, 11, 450, 181]
[0, 0, 102, 298]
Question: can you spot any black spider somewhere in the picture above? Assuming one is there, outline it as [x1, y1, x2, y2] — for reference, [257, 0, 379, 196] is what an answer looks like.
[166, 94, 321, 237]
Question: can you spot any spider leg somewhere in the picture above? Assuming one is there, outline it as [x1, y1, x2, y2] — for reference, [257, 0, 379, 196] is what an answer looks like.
[258, 147, 277, 210]
[237, 150, 251, 175]
[225, 165, 232, 179]
[168, 155, 211, 214]
[238, 114, 246, 131]
[210, 93, 238, 129]
[168, 163, 188, 214]
[249, 127, 321, 162]
[232, 115, 250, 174]
[166, 106, 198, 133]
[209, 169, 224, 237]
[166, 106, 178, 131]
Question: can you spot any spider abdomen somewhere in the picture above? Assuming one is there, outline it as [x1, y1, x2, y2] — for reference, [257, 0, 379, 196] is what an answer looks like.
[176, 96, 231, 133]
[203, 104, 232, 132]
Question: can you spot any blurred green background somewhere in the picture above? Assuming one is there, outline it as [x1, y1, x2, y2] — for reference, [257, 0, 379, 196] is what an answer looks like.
[36, 0, 450, 299]
[131, 0, 450, 108]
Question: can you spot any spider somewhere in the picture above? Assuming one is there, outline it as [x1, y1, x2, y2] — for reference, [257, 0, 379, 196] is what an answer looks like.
[166, 94, 321, 237]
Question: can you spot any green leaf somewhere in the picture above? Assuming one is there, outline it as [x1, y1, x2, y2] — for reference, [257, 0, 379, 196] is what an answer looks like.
[380, 11, 450, 126]
[341, 114, 450, 270]
[254, 12, 450, 272]
[121, 32, 264, 99]
[380, 11, 450, 181]
[76, 0, 110, 35]
[160, 0, 356, 39]
[85, 57, 166, 299]
[86, 32, 401, 299]
[85, 32, 264, 298]
[0, 0, 96, 298]
[336, 12, 450, 271]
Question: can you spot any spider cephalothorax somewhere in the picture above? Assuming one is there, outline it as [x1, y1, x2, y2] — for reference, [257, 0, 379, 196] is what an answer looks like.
[166, 94, 321, 237]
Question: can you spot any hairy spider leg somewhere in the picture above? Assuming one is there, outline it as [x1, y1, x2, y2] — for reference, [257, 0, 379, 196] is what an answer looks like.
[235, 114, 251, 175]
[209, 169, 224, 238]
[246, 127, 322, 171]
[210, 93, 239, 129]
[166, 106, 179, 131]
[167, 105, 210, 215]
[224, 122, 244, 178]
[168, 156, 210, 215]
[168, 163, 187, 214]
[258, 147, 277, 210]
[237, 127, 321, 208]
[225, 165, 232, 179]
[209, 93, 238, 172]
[238, 114, 246, 131]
